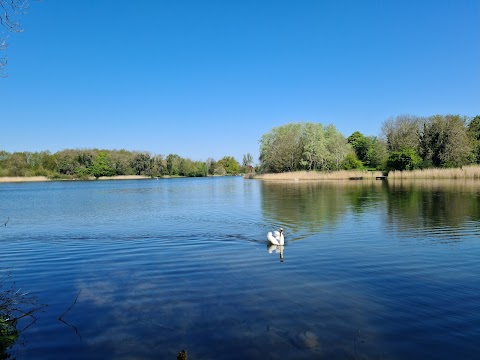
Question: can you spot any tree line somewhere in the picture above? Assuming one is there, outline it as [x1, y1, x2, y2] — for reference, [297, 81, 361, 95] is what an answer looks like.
[0, 149, 251, 179]
[258, 114, 480, 173]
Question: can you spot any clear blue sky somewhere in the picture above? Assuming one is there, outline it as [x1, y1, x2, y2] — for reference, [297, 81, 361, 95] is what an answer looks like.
[1, 0, 479, 163]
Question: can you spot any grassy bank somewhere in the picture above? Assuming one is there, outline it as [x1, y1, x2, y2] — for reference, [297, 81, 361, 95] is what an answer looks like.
[255, 170, 383, 181]
[388, 165, 480, 179]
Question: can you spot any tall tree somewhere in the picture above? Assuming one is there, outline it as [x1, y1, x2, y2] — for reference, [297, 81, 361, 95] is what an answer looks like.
[325, 124, 351, 171]
[419, 115, 472, 168]
[217, 156, 240, 175]
[242, 153, 253, 167]
[467, 115, 480, 163]
[166, 154, 181, 176]
[130, 152, 151, 175]
[347, 131, 369, 162]
[259, 123, 304, 173]
[364, 137, 388, 169]
[301, 122, 327, 170]
[381, 115, 422, 153]
[206, 158, 216, 176]
[259, 122, 351, 173]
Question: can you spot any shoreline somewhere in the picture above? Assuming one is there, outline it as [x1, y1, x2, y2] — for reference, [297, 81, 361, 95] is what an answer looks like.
[254, 170, 383, 181]
[0, 175, 151, 183]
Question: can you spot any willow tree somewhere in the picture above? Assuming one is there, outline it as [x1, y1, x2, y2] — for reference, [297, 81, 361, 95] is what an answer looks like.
[259, 123, 304, 173]
[259, 122, 351, 173]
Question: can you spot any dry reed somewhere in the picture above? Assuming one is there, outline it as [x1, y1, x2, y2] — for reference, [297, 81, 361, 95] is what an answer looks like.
[255, 170, 383, 181]
[388, 165, 480, 179]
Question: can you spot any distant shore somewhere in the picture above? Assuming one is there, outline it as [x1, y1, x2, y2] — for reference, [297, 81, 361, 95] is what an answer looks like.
[0, 175, 151, 183]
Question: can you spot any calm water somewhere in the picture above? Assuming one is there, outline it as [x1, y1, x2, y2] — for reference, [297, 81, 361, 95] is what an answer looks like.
[1, 177, 480, 359]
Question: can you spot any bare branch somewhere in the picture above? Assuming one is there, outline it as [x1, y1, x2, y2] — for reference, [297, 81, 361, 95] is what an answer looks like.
[0, 0, 30, 75]
[58, 290, 82, 339]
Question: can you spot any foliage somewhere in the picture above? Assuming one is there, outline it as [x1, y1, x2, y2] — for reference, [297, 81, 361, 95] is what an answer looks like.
[260, 123, 304, 172]
[347, 131, 369, 161]
[381, 114, 475, 170]
[0, 149, 240, 179]
[386, 149, 422, 171]
[467, 115, 480, 163]
[217, 156, 240, 175]
[205, 158, 216, 176]
[0, 315, 18, 359]
[259, 122, 351, 173]
[364, 137, 388, 169]
[90, 152, 116, 178]
[381, 115, 422, 153]
[419, 115, 472, 168]
[342, 153, 363, 170]
[347, 132, 388, 169]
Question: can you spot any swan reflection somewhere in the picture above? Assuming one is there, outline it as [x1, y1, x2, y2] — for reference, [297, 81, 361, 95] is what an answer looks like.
[267, 244, 285, 262]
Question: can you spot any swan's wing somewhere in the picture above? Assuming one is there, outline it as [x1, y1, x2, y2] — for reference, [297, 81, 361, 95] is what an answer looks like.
[267, 232, 280, 245]
[273, 230, 280, 238]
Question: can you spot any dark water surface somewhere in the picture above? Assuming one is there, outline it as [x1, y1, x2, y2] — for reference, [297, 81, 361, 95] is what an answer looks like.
[1, 177, 480, 359]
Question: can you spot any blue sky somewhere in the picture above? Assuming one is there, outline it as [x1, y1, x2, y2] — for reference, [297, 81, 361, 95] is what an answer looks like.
[1, 0, 479, 163]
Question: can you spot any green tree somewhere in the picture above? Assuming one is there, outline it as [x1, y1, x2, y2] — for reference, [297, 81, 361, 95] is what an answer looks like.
[54, 149, 81, 175]
[300, 122, 328, 170]
[109, 150, 134, 175]
[381, 115, 422, 152]
[259, 123, 304, 172]
[179, 158, 202, 177]
[152, 155, 167, 176]
[166, 154, 181, 176]
[387, 149, 422, 170]
[364, 137, 388, 169]
[217, 156, 240, 175]
[325, 124, 351, 170]
[467, 115, 480, 163]
[347, 131, 369, 163]
[206, 158, 216, 176]
[259, 122, 351, 173]
[90, 152, 115, 178]
[342, 153, 363, 170]
[419, 115, 472, 168]
[6, 152, 27, 176]
[130, 152, 151, 175]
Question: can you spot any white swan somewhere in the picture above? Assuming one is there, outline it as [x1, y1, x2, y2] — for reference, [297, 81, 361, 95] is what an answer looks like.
[267, 228, 284, 245]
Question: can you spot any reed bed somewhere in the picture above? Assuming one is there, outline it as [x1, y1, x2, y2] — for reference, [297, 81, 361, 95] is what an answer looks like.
[255, 170, 383, 181]
[388, 165, 480, 179]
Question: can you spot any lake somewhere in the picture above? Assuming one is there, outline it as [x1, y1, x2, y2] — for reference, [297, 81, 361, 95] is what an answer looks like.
[1, 177, 480, 359]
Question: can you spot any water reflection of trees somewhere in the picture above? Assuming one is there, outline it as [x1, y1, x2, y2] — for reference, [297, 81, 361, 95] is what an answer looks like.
[260, 181, 386, 240]
[386, 179, 480, 229]
[260, 179, 480, 239]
